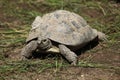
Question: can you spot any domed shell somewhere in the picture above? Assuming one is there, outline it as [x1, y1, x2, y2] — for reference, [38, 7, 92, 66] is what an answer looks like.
[26, 10, 98, 46]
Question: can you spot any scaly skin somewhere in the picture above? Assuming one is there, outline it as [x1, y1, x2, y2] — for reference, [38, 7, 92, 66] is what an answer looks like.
[21, 40, 38, 60]
[59, 45, 78, 65]
[97, 31, 108, 41]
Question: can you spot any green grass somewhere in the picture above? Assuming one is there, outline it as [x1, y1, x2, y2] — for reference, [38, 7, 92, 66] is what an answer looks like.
[0, 60, 119, 74]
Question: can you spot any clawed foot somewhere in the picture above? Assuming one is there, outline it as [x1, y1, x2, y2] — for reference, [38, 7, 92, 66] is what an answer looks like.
[59, 45, 78, 66]
[71, 59, 78, 66]
[98, 31, 108, 42]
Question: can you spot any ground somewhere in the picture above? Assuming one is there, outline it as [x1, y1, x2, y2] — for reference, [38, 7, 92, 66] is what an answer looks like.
[0, 0, 120, 80]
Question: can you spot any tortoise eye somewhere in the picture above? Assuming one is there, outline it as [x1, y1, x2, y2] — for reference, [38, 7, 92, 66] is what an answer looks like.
[42, 39, 48, 43]
[43, 39, 47, 42]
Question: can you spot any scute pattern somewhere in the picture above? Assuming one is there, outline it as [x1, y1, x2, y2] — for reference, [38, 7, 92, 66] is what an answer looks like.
[26, 10, 98, 46]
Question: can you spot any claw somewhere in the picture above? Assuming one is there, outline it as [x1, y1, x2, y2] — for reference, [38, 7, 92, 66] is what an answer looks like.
[20, 56, 28, 61]
[97, 31, 108, 42]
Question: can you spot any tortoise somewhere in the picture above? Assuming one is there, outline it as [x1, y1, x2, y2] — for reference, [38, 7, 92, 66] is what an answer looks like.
[21, 10, 107, 65]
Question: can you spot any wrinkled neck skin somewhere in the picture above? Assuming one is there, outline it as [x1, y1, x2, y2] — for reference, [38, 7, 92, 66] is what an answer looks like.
[37, 38, 52, 50]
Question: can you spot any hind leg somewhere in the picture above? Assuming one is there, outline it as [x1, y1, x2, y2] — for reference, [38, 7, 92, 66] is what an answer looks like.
[59, 45, 78, 65]
[97, 31, 108, 41]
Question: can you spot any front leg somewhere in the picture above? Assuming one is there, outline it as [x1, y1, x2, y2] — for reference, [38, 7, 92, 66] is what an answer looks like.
[21, 40, 38, 60]
[59, 45, 78, 65]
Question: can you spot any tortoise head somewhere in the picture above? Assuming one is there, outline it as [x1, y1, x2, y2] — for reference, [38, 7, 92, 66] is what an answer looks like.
[38, 38, 52, 50]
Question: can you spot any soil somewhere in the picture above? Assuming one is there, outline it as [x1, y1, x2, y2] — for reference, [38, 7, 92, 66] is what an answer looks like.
[2, 39, 119, 80]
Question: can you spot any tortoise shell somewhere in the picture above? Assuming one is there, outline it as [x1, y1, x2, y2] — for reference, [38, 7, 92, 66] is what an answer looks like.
[26, 10, 97, 46]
